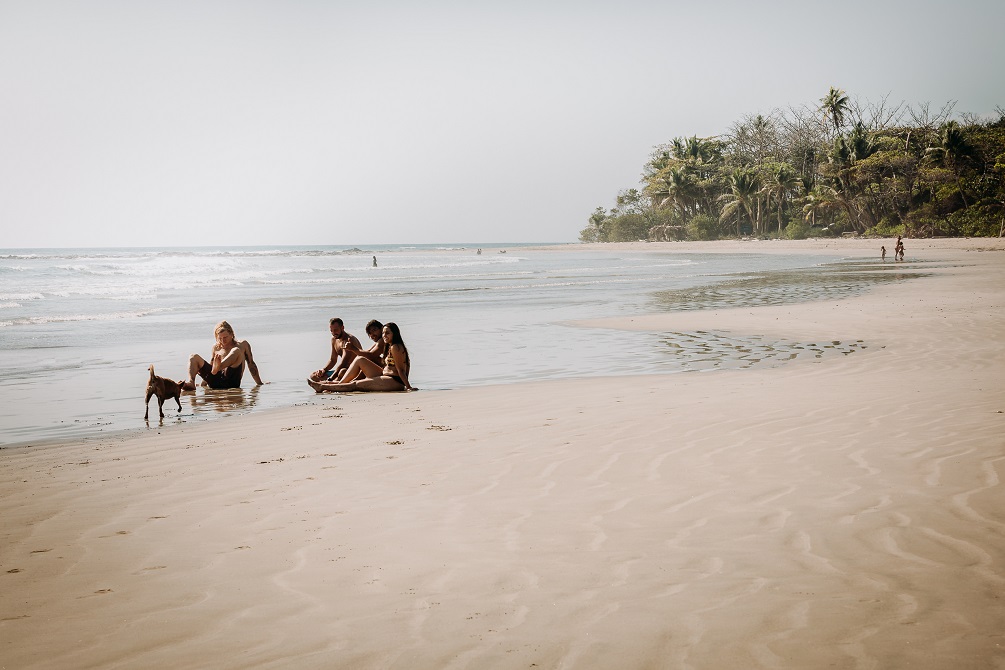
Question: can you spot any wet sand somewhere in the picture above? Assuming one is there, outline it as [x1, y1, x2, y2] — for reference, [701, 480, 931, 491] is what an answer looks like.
[2, 238, 1004, 668]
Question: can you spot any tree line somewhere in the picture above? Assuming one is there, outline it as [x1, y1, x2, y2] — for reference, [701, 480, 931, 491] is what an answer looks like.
[580, 88, 1005, 242]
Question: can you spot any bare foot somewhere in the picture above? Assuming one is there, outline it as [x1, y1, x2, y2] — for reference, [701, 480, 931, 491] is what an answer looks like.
[181, 381, 197, 391]
[307, 378, 326, 393]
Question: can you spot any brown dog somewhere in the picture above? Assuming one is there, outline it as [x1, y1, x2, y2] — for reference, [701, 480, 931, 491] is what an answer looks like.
[145, 365, 184, 420]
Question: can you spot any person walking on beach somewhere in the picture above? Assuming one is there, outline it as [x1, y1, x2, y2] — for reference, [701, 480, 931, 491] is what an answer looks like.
[881, 245, 887, 261]
[308, 322, 415, 392]
[310, 317, 363, 382]
[894, 236, 903, 261]
[184, 320, 265, 390]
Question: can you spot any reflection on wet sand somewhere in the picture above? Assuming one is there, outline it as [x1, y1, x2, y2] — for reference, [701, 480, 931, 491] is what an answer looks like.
[187, 386, 261, 415]
[652, 258, 943, 312]
[659, 331, 866, 372]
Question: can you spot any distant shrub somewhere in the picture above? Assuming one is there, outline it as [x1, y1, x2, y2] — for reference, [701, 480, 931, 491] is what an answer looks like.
[864, 216, 905, 237]
[946, 207, 1003, 237]
[784, 219, 811, 240]
[686, 214, 724, 240]
[608, 213, 650, 241]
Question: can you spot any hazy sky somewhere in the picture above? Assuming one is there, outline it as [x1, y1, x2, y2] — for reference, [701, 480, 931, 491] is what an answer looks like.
[2, 0, 1003, 248]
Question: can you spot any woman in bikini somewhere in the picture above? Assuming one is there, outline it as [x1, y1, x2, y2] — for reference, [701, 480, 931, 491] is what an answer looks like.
[307, 322, 414, 392]
[183, 320, 265, 390]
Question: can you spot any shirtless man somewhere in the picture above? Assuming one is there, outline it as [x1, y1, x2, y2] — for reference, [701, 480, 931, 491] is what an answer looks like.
[183, 320, 265, 390]
[310, 317, 363, 382]
[338, 319, 387, 381]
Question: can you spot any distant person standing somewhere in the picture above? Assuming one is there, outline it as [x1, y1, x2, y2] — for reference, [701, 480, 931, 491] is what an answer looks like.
[372, 256, 377, 267]
[894, 236, 903, 261]
[881, 245, 887, 261]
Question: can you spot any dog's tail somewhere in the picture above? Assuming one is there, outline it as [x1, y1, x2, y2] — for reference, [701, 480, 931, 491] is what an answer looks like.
[149, 364, 156, 380]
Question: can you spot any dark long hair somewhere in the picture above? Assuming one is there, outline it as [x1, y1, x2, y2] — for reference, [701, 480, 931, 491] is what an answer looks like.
[385, 322, 409, 366]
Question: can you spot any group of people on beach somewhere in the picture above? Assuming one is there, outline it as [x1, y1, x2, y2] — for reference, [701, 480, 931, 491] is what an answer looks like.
[881, 236, 906, 262]
[306, 318, 414, 393]
[180, 319, 414, 395]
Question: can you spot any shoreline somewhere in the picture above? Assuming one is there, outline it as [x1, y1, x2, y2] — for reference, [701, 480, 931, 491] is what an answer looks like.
[2, 239, 1004, 667]
[8, 238, 998, 452]
[538, 236, 1005, 255]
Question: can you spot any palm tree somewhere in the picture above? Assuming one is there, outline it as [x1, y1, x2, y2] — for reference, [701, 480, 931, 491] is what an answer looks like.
[719, 169, 759, 237]
[846, 121, 877, 162]
[926, 121, 973, 207]
[659, 167, 698, 215]
[820, 87, 849, 135]
[801, 186, 838, 228]
[764, 164, 801, 233]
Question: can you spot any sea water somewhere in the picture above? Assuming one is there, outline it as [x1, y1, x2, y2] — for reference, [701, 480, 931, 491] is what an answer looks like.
[0, 244, 848, 447]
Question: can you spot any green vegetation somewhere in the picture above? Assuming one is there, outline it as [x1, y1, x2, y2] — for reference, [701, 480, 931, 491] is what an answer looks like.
[580, 89, 1005, 242]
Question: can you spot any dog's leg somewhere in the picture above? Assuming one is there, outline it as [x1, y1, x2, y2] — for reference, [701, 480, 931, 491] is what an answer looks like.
[158, 396, 166, 419]
[175, 396, 182, 413]
[145, 389, 153, 420]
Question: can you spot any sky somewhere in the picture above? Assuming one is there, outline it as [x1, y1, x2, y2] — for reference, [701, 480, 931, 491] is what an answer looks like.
[1, 0, 1003, 248]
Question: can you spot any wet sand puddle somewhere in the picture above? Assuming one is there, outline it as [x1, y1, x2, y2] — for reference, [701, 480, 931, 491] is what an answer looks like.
[644, 259, 937, 372]
[652, 259, 940, 312]
[659, 331, 866, 371]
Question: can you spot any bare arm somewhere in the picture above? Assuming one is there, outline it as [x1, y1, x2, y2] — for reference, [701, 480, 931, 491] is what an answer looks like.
[241, 341, 265, 385]
[345, 338, 384, 364]
[315, 338, 340, 378]
[332, 336, 361, 378]
[211, 344, 244, 374]
[389, 344, 415, 391]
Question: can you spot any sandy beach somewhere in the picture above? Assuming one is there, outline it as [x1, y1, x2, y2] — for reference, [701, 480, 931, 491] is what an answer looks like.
[2, 238, 1004, 669]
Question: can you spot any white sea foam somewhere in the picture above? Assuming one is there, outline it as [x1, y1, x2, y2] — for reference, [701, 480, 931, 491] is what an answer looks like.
[0, 292, 44, 301]
[0, 308, 168, 327]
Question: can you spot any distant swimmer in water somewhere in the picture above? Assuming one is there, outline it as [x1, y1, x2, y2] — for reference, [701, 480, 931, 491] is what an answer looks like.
[372, 255, 377, 267]
[183, 320, 265, 390]
[308, 322, 415, 392]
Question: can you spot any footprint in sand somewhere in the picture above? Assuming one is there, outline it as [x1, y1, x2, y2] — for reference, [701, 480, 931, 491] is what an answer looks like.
[427, 425, 452, 431]
[7, 568, 23, 573]
[30, 549, 52, 554]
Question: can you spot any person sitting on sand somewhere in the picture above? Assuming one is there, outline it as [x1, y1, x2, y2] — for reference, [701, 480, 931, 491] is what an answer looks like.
[337, 319, 387, 382]
[308, 322, 415, 392]
[184, 320, 265, 390]
[310, 317, 363, 382]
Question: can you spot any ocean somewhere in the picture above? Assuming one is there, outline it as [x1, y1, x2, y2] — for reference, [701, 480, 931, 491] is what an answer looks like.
[1, 244, 872, 447]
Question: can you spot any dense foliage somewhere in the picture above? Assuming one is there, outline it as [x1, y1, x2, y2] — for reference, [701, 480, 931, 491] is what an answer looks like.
[580, 89, 1005, 242]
